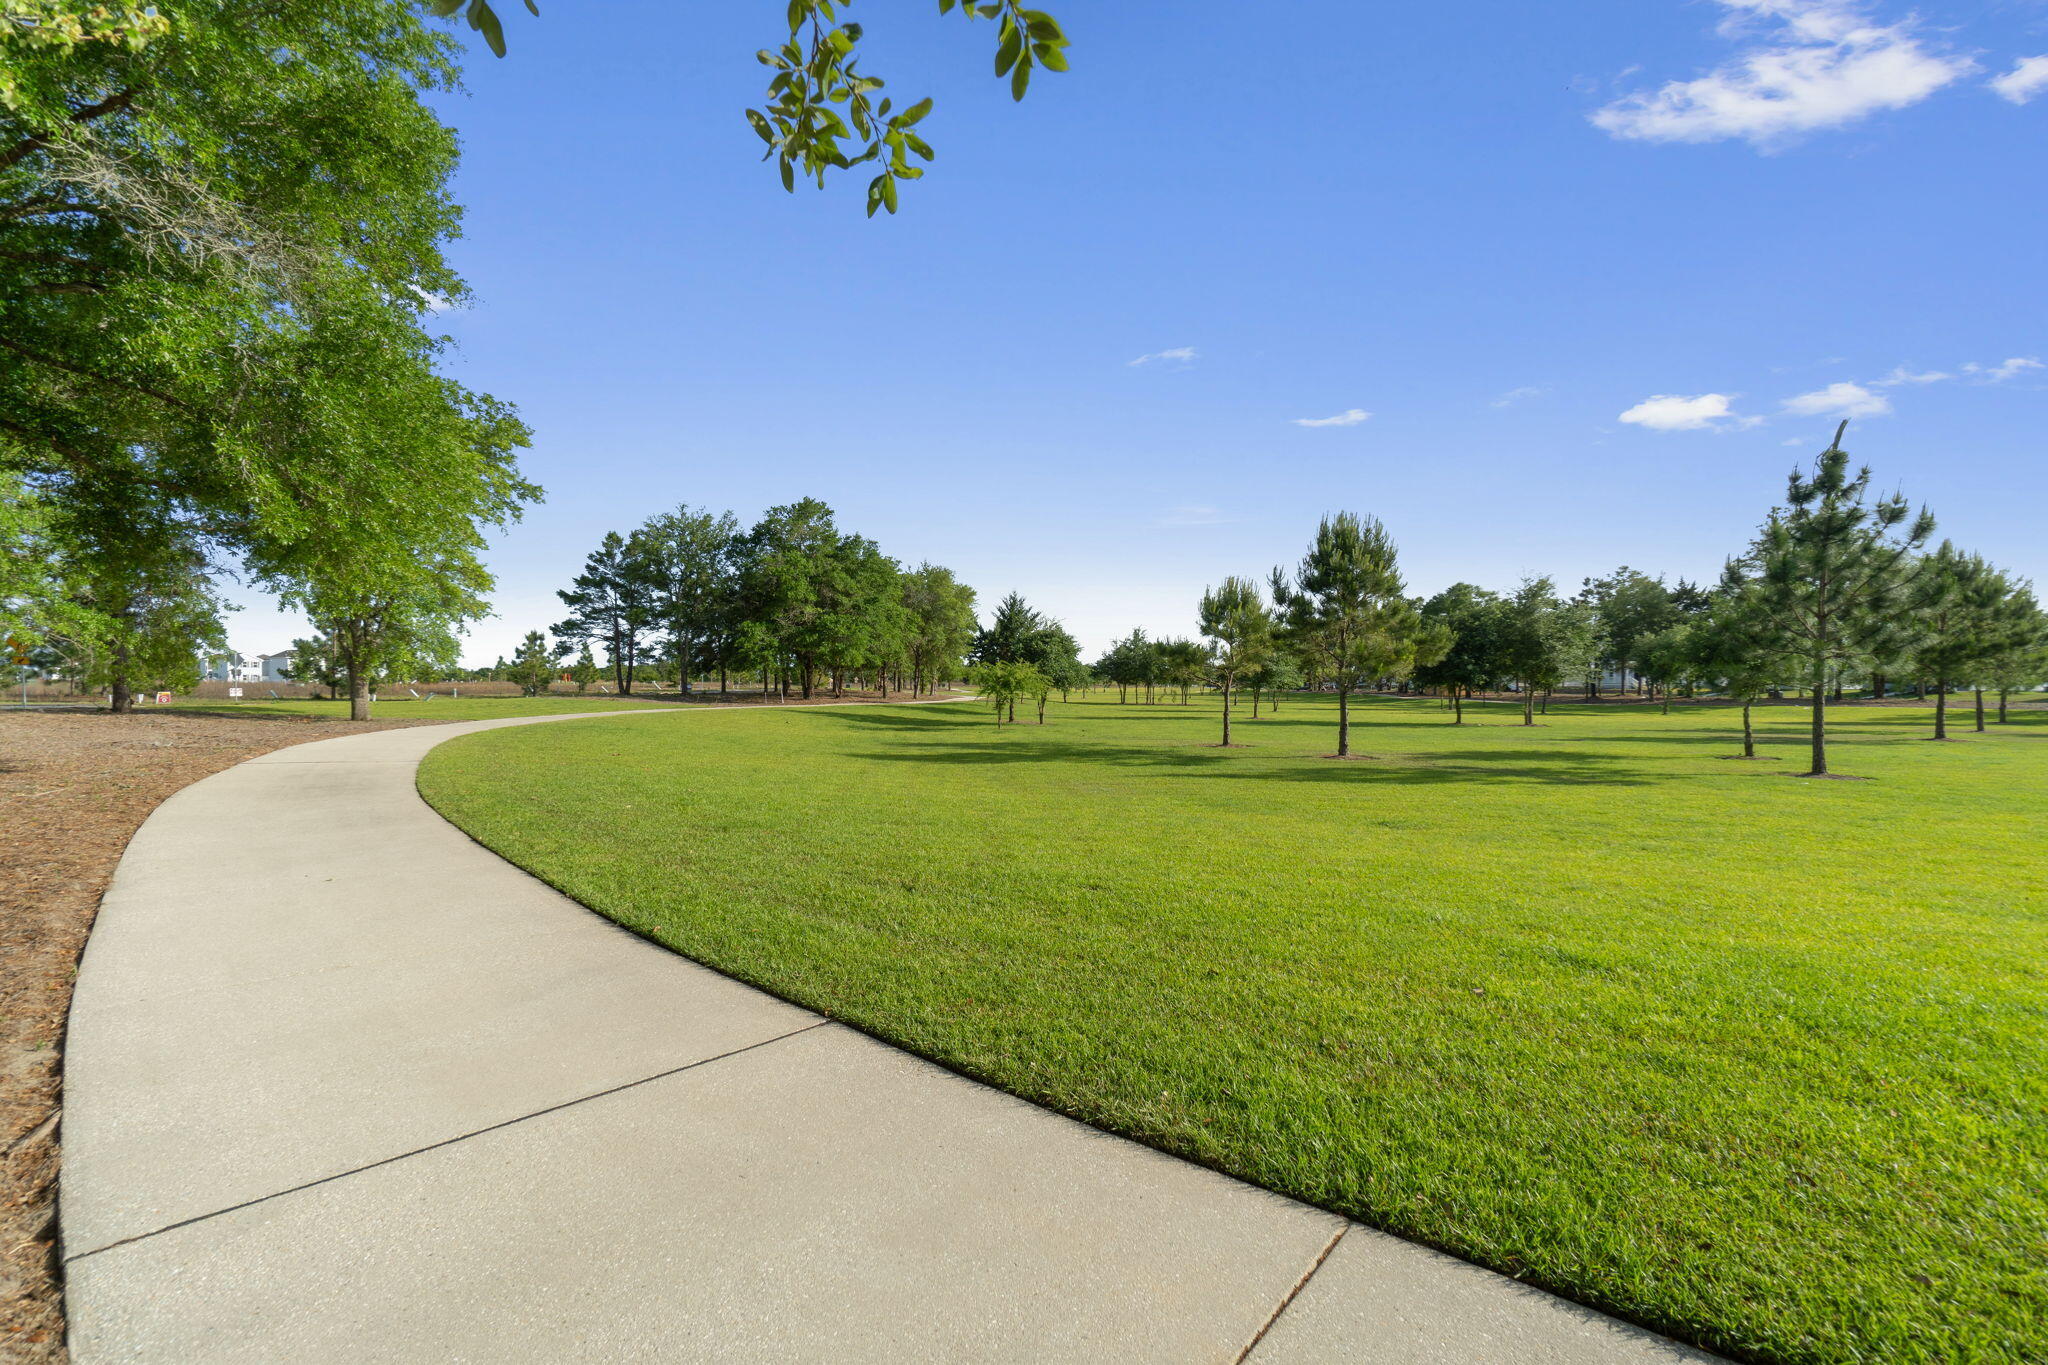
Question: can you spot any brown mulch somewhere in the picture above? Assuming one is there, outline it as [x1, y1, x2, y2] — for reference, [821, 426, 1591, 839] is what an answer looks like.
[0, 708, 439, 1362]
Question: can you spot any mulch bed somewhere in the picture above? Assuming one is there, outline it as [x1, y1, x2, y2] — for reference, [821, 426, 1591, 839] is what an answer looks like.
[0, 709, 440, 1362]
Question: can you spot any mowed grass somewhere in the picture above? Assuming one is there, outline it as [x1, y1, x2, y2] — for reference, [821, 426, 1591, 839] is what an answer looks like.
[165, 695, 681, 722]
[419, 693, 2048, 1364]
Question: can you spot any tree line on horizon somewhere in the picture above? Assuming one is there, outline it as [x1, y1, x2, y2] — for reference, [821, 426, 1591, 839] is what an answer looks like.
[976, 425, 2046, 777]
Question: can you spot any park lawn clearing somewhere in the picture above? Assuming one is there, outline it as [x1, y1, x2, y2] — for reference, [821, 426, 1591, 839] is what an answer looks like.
[419, 693, 2047, 1365]
[162, 695, 682, 723]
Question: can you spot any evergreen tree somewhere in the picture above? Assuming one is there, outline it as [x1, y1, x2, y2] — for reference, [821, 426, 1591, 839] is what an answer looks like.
[636, 505, 739, 694]
[569, 643, 600, 694]
[1745, 422, 1934, 777]
[554, 531, 654, 696]
[506, 629, 555, 697]
[1278, 513, 1443, 758]
[1979, 579, 2048, 724]
[1198, 575, 1271, 745]
[1908, 542, 1998, 741]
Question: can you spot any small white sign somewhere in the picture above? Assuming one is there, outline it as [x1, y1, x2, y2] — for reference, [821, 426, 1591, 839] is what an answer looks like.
[228, 687, 243, 698]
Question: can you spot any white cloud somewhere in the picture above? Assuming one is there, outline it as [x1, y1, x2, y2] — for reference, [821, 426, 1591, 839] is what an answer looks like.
[1290, 408, 1372, 428]
[1963, 356, 2043, 382]
[1990, 55, 2048, 105]
[1491, 385, 1547, 407]
[413, 288, 456, 314]
[1156, 505, 1228, 527]
[1873, 365, 1950, 386]
[1617, 393, 1752, 431]
[1128, 346, 1198, 367]
[1781, 380, 1892, 417]
[1592, 0, 1973, 148]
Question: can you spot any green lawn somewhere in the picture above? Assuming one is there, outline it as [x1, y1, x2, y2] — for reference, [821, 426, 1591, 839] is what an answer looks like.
[419, 693, 2047, 1364]
[165, 695, 682, 722]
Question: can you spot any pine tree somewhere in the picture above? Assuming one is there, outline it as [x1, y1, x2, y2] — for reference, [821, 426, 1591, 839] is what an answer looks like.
[1198, 576, 1272, 745]
[1908, 542, 1997, 741]
[1746, 423, 1934, 777]
[1278, 513, 1443, 758]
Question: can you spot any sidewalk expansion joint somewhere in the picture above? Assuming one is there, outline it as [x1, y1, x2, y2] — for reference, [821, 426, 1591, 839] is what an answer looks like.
[65, 1018, 833, 1264]
[1231, 1223, 1347, 1363]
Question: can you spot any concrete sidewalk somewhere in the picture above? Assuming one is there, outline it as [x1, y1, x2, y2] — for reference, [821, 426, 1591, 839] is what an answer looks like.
[62, 705, 1715, 1362]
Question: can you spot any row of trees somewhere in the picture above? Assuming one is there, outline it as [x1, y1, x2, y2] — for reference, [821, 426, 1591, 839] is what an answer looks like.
[1076, 424, 2041, 777]
[537, 499, 981, 705]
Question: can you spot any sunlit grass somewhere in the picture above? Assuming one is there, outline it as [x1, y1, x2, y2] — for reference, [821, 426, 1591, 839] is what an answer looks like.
[420, 692, 2048, 1364]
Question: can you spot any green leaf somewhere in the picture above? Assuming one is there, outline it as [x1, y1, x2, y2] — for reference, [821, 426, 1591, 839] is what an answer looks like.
[780, 157, 796, 193]
[995, 27, 1022, 75]
[898, 96, 934, 127]
[1010, 55, 1030, 100]
[745, 109, 776, 145]
[1033, 42, 1067, 72]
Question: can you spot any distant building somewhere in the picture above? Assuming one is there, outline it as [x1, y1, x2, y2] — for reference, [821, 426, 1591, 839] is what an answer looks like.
[201, 652, 264, 683]
[202, 650, 297, 684]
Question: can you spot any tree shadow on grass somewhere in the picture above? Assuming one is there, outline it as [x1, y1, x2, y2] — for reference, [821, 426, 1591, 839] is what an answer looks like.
[843, 735, 1655, 787]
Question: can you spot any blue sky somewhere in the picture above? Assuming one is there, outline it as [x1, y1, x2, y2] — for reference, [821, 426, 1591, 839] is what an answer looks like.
[226, 0, 2047, 663]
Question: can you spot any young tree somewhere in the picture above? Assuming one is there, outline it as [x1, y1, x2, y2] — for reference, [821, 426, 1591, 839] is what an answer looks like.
[973, 592, 1081, 718]
[1689, 568, 1791, 759]
[1198, 576, 1271, 745]
[555, 531, 655, 696]
[1243, 652, 1302, 718]
[1497, 577, 1589, 725]
[506, 629, 555, 697]
[1156, 637, 1208, 705]
[1745, 423, 1934, 777]
[1908, 542, 1998, 741]
[1979, 579, 2047, 724]
[568, 643, 600, 694]
[1278, 513, 1442, 758]
[967, 660, 1044, 727]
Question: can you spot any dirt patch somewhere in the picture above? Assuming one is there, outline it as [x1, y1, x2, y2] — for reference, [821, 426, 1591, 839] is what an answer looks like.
[0, 708, 440, 1362]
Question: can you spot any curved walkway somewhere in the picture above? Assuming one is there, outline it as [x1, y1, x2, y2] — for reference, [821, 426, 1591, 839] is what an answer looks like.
[63, 705, 1714, 1363]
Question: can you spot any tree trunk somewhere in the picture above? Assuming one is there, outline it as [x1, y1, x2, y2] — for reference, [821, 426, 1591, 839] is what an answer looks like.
[349, 666, 371, 722]
[1974, 687, 1986, 733]
[1998, 689, 2010, 724]
[1808, 662, 1828, 776]
[1452, 689, 1462, 725]
[1934, 678, 1948, 740]
[1007, 696, 1016, 722]
[1522, 686, 1534, 726]
[1742, 699, 1754, 758]
[1871, 671, 1886, 700]
[109, 638, 133, 713]
[1221, 679, 1232, 745]
[1036, 694, 1046, 724]
[1337, 685, 1350, 757]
